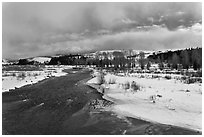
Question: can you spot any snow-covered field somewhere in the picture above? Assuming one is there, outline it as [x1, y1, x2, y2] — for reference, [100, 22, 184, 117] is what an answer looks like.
[87, 71, 202, 132]
[2, 65, 73, 92]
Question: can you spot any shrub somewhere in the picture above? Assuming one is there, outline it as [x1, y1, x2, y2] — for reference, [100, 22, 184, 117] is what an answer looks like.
[2, 72, 10, 77]
[192, 71, 202, 77]
[33, 73, 39, 77]
[97, 71, 105, 85]
[131, 81, 140, 91]
[164, 75, 171, 80]
[188, 77, 202, 84]
[27, 73, 32, 77]
[149, 95, 156, 103]
[152, 75, 160, 79]
[123, 81, 130, 90]
[108, 76, 116, 84]
[181, 76, 202, 84]
[18, 72, 26, 79]
[12, 72, 16, 77]
[140, 75, 145, 78]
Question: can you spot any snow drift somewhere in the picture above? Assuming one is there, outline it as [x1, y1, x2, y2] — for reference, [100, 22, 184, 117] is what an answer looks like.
[87, 72, 202, 132]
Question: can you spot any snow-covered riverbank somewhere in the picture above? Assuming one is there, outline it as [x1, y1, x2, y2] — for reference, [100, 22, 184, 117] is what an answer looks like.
[86, 71, 202, 132]
[2, 65, 73, 92]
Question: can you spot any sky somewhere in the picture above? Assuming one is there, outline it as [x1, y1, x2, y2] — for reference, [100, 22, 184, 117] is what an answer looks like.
[2, 2, 202, 59]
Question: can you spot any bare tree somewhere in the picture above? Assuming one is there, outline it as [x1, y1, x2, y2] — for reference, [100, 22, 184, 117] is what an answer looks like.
[138, 51, 145, 69]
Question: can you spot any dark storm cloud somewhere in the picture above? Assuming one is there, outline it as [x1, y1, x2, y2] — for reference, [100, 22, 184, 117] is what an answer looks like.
[36, 24, 201, 54]
[123, 3, 201, 30]
[2, 2, 202, 59]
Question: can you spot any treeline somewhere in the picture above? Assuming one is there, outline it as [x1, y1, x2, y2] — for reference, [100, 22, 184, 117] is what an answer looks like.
[148, 47, 202, 70]
[49, 54, 135, 70]
[86, 57, 135, 69]
[16, 48, 202, 71]
[18, 59, 36, 65]
[49, 55, 87, 65]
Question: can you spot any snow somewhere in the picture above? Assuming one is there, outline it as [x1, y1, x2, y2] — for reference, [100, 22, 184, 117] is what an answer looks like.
[2, 65, 73, 92]
[87, 72, 202, 132]
[2, 59, 11, 65]
[87, 77, 99, 84]
[152, 47, 201, 55]
[29, 57, 51, 63]
[87, 70, 104, 84]
[87, 49, 154, 59]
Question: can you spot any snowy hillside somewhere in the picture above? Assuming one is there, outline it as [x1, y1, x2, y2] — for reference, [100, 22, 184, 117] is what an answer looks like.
[28, 57, 51, 63]
[2, 59, 9, 65]
[2, 59, 18, 65]
[85, 49, 154, 59]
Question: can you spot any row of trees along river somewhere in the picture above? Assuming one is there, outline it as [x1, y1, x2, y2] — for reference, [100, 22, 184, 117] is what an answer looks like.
[17, 47, 202, 70]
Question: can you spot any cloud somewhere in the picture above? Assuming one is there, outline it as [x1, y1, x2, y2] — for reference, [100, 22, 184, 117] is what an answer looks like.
[8, 24, 200, 59]
[2, 2, 202, 59]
